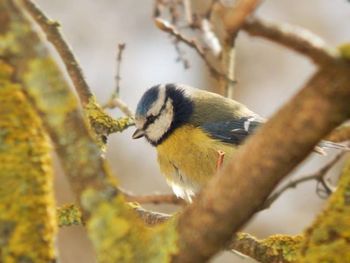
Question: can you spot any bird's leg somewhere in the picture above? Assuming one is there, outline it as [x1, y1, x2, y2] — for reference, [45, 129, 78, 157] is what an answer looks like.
[216, 150, 225, 172]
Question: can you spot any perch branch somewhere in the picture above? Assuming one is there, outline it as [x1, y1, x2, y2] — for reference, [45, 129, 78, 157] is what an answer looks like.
[242, 17, 339, 65]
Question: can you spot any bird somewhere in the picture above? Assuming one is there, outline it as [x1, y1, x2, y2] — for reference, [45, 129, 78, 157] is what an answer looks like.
[132, 83, 348, 201]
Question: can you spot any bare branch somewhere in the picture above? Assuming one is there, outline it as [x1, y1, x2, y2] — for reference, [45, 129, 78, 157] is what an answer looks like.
[103, 97, 134, 118]
[183, 0, 193, 25]
[242, 17, 339, 65]
[262, 152, 345, 210]
[21, 0, 93, 106]
[103, 43, 134, 117]
[122, 190, 186, 206]
[221, 0, 263, 35]
[154, 17, 236, 84]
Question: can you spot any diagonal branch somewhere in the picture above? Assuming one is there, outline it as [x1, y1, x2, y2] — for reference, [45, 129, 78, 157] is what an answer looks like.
[221, 0, 263, 35]
[21, 0, 93, 106]
[174, 60, 350, 261]
[242, 17, 339, 65]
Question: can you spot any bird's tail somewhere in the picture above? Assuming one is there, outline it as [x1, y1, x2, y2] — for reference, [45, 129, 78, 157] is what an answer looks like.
[315, 140, 350, 155]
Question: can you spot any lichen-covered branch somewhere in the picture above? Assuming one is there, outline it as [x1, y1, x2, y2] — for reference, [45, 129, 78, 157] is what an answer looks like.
[242, 17, 339, 65]
[231, 233, 302, 263]
[21, 0, 133, 144]
[297, 159, 350, 262]
[174, 60, 350, 261]
[57, 204, 83, 227]
[0, 59, 56, 261]
[55, 203, 302, 262]
[9, 1, 179, 262]
[21, 0, 93, 105]
[85, 97, 134, 148]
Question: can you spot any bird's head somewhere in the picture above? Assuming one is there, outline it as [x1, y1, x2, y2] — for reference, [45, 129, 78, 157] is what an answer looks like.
[132, 84, 193, 146]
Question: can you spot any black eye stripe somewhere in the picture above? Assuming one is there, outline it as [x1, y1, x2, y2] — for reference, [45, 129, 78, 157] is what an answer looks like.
[143, 97, 169, 130]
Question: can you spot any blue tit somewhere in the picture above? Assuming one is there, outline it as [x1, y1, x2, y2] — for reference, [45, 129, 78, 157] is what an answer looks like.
[132, 83, 347, 201]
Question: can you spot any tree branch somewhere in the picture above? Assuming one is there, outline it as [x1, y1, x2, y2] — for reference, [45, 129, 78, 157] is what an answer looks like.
[21, 0, 93, 106]
[262, 151, 345, 210]
[231, 233, 302, 263]
[298, 158, 350, 261]
[221, 0, 263, 36]
[242, 17, 339, 65]
[123, 191, 186, 206]
[326, 125, 350, 143]
[56, 203, 302, 262]
[174, 60, 350, 261]
[21, 0, 134, 144]
[154, 9, 236, 85]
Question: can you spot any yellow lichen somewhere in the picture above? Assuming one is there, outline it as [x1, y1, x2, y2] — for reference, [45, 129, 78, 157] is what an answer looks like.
[57, 204, 83, 227]
[82, 188, 178, 263]
[24, 58, 78, 128]
[234, 232, 302, 263]
[261, 234, 303, 262]
[0, 64, 57, 262]
[85, 97, 134, 149]
[298, 160, 350, 262]
[339, 43, 350, 61]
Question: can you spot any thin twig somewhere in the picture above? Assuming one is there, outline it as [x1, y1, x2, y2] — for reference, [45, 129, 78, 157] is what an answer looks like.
[262, 152, 345, 210]
[21, 0, 93, 106]
[221, 0, 263, 35]
[114, 43, 125, 99]
[104, 98, 134, 118]
[169, 2, 191, 69]
[154, 16, 236, 84]
[122, 189, 186, 206]
[102, 43, 134, 117]
[242, 17, 339, 65]
[183, 0, 193, 25]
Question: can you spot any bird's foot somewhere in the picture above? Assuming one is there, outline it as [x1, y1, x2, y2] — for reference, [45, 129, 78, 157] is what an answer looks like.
[216, 150, 225, 172]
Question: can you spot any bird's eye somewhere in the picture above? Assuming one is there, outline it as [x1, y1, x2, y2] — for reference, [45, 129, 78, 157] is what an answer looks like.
[147, 115, 156, 123]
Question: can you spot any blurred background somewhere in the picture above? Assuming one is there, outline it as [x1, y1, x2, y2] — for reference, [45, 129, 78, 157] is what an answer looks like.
[35, 0, 350, 262]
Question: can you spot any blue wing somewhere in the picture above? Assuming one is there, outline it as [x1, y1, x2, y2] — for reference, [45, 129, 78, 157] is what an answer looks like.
[201, 117, 263, 145]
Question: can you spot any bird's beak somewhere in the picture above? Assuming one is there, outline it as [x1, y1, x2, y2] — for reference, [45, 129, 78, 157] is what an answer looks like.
[132, 129, 145, 139]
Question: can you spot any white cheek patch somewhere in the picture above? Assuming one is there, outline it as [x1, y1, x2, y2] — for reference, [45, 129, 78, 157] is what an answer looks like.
[146, 99, 174, 142]
[147, 85, 166, 116]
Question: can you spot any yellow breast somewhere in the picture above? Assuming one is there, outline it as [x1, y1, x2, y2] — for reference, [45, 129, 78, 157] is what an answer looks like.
[156, 125, 236, 195]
